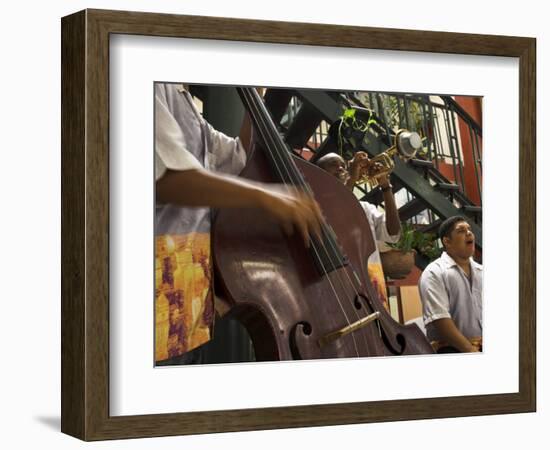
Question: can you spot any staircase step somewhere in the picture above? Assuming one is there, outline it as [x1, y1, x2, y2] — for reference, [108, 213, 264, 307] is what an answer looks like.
[360, 179, 403, 206]
[410, 158, 434, 169]
[435, 182, 460, 191]
[398, 198, 427, 221]
[361, 189, 383, 206]
[419, 220, 442, 235]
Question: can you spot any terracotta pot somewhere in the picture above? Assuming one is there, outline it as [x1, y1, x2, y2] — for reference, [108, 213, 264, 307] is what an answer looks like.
[380, 250, 416, 279]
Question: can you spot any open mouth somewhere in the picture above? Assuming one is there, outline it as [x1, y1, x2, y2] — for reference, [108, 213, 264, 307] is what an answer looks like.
[466, 239, 475, 246]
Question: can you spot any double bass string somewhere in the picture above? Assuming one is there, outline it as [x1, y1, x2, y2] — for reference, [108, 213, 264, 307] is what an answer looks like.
[242, 88, 374, 355]
[246, 89, 379, 352]
[240, 88, 362, 357]
[247, 88, 376, 353]
[284, 150, 379, 353]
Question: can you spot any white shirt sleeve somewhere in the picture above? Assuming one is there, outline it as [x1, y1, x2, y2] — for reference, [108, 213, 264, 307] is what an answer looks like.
[419, 265, 452, 325]
[155, 92, 202, 181]
[361, 201, 400, 244]
[205, 121, 247, 175]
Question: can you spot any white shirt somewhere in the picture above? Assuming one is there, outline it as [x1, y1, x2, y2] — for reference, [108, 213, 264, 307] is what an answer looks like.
[155, 88, 202, 180]
[155, 83, 247, 181]
[359, 201, 400, 306]
[419, 251, 483, 341]
[154, 83, 247, 235]
[360, 201, 400, 246]
[153, 83, 247, 361]
[360, 201, 400, 264]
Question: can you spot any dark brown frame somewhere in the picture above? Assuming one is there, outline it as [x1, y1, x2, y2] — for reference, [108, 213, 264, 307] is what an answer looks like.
[61, 9, 536, 441]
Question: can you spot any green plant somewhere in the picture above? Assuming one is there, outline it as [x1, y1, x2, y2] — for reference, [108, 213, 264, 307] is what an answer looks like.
[384, 96, 426, 133]
[388, 222, 441, 261]
[336, 107, 377, 160]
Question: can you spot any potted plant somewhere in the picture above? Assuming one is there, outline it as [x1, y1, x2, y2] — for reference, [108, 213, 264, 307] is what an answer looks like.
[380, 222, 440, 279]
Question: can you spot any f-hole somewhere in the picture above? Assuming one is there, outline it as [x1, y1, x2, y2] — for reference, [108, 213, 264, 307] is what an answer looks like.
[289, 321, 312, 360]
[356, 293, 406, 355]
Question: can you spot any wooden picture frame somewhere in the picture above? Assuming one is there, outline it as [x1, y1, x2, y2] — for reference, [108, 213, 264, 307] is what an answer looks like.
[61, 9, 536, 441]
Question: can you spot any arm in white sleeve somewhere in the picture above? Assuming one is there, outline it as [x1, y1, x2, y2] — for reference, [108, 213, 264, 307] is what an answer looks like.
[155, 92, 202, 181]
[419, 267, 452, 325]
[205, 121, 247, 175]
[362, 201, 400, 243]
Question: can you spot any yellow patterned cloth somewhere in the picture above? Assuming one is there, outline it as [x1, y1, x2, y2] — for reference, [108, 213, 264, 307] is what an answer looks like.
[359, 201, 399, 311]
[367, 262, 390, 310]
[155, 233, 214, 363]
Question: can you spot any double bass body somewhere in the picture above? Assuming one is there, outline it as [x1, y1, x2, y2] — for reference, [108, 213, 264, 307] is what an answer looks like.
[213, 136, 434, 361]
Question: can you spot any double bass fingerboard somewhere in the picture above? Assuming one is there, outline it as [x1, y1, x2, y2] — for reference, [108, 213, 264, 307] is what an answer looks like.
[237, 87, 349, 275]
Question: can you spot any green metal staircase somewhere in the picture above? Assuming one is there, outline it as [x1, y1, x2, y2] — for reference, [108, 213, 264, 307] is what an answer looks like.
[264, 88, 483, 266]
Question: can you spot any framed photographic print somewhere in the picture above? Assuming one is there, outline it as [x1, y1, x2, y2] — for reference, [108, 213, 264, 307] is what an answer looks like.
[61, 9, 536, 440]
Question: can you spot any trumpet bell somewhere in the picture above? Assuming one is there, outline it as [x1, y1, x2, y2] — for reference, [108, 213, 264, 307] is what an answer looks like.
[396, 130, 422, 160]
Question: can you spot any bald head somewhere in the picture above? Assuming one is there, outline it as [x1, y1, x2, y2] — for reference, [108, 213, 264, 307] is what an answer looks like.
[316, 153, 349, 183]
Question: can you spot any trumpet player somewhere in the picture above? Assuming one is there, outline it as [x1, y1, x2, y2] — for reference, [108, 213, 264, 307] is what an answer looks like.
[316, 151, 401, 308]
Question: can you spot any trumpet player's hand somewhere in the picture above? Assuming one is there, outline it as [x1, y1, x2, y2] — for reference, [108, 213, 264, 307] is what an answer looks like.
[346, 152, 369, 189]
[349, 152, 369, 180]
[377, 173, 391, 189]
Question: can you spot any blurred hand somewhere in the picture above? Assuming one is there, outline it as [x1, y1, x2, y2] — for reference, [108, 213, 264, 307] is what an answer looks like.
[258, 186, 323, 247]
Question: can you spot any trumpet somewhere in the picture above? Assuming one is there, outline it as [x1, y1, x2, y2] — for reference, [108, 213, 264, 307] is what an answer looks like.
[356, 129, 422, 187]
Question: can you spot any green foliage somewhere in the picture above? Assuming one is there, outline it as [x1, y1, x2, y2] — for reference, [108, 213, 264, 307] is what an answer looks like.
[388, 222, 441, 261]
[336, 107, 378, 160]
[342, 108, 356, 119]
[384, 95, 426, 133]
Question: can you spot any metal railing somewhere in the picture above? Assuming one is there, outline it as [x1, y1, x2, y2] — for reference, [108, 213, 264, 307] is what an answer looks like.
[353, 92, 483, 207]
[278, 90, 482, 215]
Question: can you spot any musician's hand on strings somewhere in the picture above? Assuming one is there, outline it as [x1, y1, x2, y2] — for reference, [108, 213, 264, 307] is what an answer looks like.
[258, 187, 323, 248]
[156, 168, 322, 247]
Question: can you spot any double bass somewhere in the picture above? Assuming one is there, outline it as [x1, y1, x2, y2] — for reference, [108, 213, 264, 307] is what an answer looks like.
[213, 87, 433, 361]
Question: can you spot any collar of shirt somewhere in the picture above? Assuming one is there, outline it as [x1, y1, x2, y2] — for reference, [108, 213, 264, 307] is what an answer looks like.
[440, 251, 482, 272]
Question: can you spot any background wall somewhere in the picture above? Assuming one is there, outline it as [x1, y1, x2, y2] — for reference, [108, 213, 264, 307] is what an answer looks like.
[0, 1, 546, 448]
